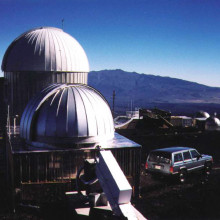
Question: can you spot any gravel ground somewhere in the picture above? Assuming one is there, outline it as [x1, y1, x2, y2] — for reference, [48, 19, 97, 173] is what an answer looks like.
[133, 165, 220, 220]
[1, 130, 220, 219]
[1, 166, 219, 220]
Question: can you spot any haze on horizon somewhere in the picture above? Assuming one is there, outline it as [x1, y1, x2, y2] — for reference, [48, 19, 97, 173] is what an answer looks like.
[0, 0, 220, 87]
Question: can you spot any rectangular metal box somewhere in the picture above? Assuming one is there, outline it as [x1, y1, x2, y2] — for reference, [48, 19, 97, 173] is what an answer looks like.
[96, 150, 132, 205]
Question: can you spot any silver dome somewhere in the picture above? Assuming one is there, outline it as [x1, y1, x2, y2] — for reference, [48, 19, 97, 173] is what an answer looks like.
[20, 84, 114, 145]
[2, 27, 89, 72]
[196, 111, 210, 119]
[205, 115, 220, 131]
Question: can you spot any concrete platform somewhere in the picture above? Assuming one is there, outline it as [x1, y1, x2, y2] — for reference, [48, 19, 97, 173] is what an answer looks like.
[65, 191, 147, 219]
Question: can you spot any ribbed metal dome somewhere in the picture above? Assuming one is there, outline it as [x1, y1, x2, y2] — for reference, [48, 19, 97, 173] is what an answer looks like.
[2, 27, 89, 72]
[20, 84, 114, 145]
[205, 115, 220, 131]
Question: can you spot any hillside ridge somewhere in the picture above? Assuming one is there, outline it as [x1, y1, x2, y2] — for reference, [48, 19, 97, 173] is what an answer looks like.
[88, 69, 220, 108]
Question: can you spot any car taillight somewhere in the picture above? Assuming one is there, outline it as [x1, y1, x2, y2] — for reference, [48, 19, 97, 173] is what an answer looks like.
[211, 157, 213, 162]
[145, 161, 148, 169]
[170, 166, 174, 173]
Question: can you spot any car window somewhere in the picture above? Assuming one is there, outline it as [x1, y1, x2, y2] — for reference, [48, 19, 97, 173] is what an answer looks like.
[174, 153, 183, 163]
[190, 150, 200, 158]
[148, 151, 171, 164]
[183, 151, 192, 160]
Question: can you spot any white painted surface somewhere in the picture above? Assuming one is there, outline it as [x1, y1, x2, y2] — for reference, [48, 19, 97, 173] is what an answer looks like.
[96, 150, 132, 208]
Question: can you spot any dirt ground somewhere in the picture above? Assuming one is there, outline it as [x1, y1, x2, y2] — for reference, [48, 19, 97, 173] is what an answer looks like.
[134, 165, 220, 220]
[123, 129, 220, 220]
[1, 168, 219, 220]
[1, 130, 220, 219]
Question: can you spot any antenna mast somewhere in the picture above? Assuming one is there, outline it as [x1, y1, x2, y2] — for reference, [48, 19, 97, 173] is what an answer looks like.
[7, 105, 10, 134]
[112, 90, 115, 118]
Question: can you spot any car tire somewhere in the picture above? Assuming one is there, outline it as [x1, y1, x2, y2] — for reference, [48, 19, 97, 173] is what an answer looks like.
[179, 170, 187, 183]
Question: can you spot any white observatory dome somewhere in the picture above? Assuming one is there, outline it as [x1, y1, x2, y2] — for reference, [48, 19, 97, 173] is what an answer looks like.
[2, 27, 89, 72]
[20, 84, 114, 145]
[205, 115, 220, 131]
[196, 111, 210, 119]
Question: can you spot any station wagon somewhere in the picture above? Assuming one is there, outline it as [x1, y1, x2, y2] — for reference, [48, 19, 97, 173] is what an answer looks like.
[145, 147, 213, 183]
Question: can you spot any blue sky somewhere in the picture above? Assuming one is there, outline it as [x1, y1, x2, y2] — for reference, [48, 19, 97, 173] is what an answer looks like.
[1, 0, 220, 87]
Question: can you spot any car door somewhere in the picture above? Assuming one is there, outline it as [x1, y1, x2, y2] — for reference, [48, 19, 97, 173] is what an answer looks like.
[182, 150, 193, 171]
[173, 153, 184, 173]
[190, 149, 204, 170]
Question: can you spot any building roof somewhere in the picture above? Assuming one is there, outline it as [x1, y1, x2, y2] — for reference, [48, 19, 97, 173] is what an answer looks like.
[20, 84, 114, 145]
[2, 27, 89, 72]
[171, 116, 192, 119]
[9, 132, 141, 153]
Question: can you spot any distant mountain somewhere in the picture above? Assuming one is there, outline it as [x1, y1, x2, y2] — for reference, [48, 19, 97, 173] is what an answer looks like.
[88, 69, 220, 114]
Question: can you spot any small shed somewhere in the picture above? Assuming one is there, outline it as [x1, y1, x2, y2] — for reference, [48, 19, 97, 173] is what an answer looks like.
[170, 116, 193, 127]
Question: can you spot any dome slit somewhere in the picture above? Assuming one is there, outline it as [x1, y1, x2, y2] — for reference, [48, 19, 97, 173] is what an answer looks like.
[52, 30, 62, 71]
[76, 87, 89, 136]
[34, 30, 43, 55]
[44, 29, 50, 70]
[38, 29, 45, 56]
[49, 30, 57, 71]
[64, 34, 73, 70]
[72, 86, 88, 137]
[70, 87, 78, 137]
[2, 26, 89, 72]
[56, 88, 65, 117]
[50, 90, 60, 106]
[80, 87, 99, 136]
[57, 31, 68, 71]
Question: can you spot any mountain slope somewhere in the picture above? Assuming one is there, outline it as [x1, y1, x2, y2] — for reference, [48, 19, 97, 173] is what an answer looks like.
[88, 69, 220, 108]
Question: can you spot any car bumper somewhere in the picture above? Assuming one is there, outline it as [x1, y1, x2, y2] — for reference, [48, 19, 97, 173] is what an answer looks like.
[146, 169, 176, 176]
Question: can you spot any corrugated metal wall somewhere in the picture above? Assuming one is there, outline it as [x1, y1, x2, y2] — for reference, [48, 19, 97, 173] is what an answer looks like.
[4, 72, 88, 118]
[12, 147, 141, 195]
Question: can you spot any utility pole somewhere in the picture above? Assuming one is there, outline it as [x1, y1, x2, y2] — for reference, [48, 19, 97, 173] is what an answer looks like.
[112, 90, 115, 118]
[7, 105, 10, 134]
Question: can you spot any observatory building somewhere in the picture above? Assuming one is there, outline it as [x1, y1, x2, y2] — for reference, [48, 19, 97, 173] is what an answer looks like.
[20, 84, 115, 145]
[1, 27, 141, 208]
[2, 27, 89, 118]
